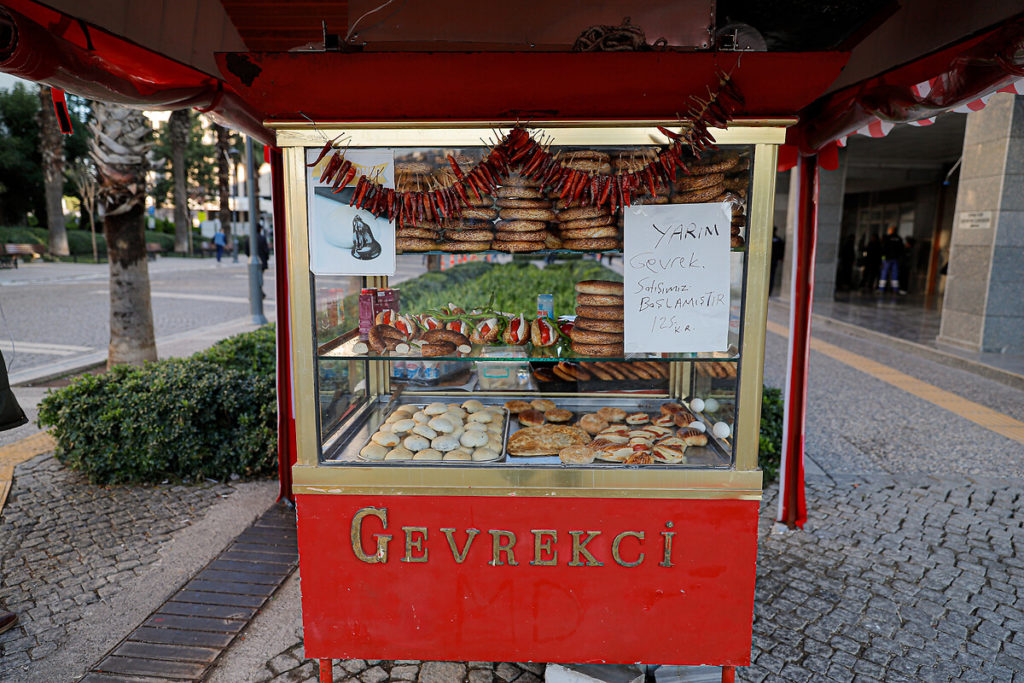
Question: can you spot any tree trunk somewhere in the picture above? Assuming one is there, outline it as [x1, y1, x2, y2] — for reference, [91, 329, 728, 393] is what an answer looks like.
[89, 102, 157, 368]
[216, 125, 231, 246]
[105, 201, 157, 366]
[37, 85, 69, 256]
[168, 109, 190, 254]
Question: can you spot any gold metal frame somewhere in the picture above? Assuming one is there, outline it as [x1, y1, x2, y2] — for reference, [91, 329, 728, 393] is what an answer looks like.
[282, 122, 784, 498]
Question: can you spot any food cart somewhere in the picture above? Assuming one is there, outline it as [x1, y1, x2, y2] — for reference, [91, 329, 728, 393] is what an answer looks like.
[275, 113, 784, 681]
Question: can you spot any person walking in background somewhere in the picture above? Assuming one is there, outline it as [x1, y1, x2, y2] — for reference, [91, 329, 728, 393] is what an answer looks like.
[878, 225, 904, 294]
[256, 221, 270, 273]
[769, 226, 785, 296]
[862, 233, 882, 292]
[899, 236, 915, 295]
[213, 227, 227, 263]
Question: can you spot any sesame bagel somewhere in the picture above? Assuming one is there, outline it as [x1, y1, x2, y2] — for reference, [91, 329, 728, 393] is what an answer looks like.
[559, 215, 612, 231]
[575, 304, 624, 321]
[670, 183, 725, 204]
[560, 226, 619, 240]
[688, 155, 739, 174]
[575, 317, 625, 333]
[492, 240, 544, 252]
[496, 198, 552, 209]
[675, 172, 725, 192]
[558, 206, 607, 222]
[396, 237, 437, 252]
[442, 229, 493, 242]
[459, 207, 498, 220]
[438, 240, 492, 252]
[496, 185, 544, 199]
[576, 293, 624, 307]
[494, 230, 545, 242]
[499, 208, 556, 221]
[494, 219, 548, 232]
[502, 174, 542, 187]
[570, 327, 624, 344]
[563, 238, 620, 251]
[396, 227, 439, 239]
[562, 159, 612, 174]
[572, 341, 624, 357]
[563, 150, 611, 162]
[575, 280, 624, 295]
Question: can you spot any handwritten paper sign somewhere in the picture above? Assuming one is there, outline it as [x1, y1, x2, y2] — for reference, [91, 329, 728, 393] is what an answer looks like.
[305, 148, 396, 276]
[623, 203, 732, 353]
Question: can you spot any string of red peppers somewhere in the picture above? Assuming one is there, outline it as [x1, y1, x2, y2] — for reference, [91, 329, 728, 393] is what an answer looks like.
[307, 73, 744, 224]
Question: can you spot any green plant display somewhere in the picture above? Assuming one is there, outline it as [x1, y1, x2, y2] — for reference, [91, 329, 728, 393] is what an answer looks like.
[759, 386, 784, 483]
[38, 326, 277, 485]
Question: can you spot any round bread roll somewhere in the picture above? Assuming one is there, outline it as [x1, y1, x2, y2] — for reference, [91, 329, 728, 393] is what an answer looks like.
[559, 215, 612, 231]
[468, 411, 493, 423]
[460, 430, 489, 448]
[625, 412, 651, 425]
[497, 198, 551, 209]
[572, 341, 625, 357]
[571, 328, 624, 345]
[459, 207, 498, 220]
[413, 449, 443, 461]
[371, 431, 401, 447]
[396, 237, 437, 253]
[559, 445, 596, 465]
[563, 238, 620, 251]
[675, 172, 725, 191]
[557, 206, 608, 222]
[465, 422, 487, 434]
[576, 293, 624, 307]
[531, 398, 557, 412]
[431, 435, 460, 452]
[444, 449, 473, 461]
[732, 235, 746, 248]
[575, 305, 624, 321]
[472, 447, 500, 461]
[575, 280, 624, 295]
[499, 208, 556, 221]
[360, 443, 388, 460]
[412, 410, 430, 424]
[412, 424, 437, 439]
[517, 409, 545, 427]
[428, 417, 455, 433]
[392, 418, 417, 434]
[403, 434, 431, 451]
[462, 399, 485, 413]
[505, 400, 531, 414]
[560, 226, 618, 240]
[425, 402, 448, 415]
[496, 185, 544, 199]
[384, 448, 413, 461]
[574, 317, 625, 333]
[493, 240, 544, 252]
[597, 406, 627, 423]
[545, 408, 573, 423]
[578, 414, 610, 435]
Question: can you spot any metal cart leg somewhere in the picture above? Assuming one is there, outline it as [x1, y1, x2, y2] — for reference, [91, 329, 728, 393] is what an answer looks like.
[319, 658, 333, 683]
[721, 665, 735, 683]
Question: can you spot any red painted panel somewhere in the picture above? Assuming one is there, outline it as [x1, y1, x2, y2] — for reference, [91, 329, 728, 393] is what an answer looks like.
[296, 494, 759, 665]
[217, 51, 848, 122]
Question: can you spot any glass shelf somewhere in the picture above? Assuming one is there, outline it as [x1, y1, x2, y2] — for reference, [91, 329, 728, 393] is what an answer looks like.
[397, 248, 748, 256]
[319, 337, 739, 363]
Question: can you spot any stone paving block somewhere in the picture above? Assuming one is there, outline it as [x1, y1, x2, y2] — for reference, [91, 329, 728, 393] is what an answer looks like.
[419, 661, 467, 682]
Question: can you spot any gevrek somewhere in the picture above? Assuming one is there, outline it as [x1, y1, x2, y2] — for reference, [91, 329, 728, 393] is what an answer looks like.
[351, 506, 678, 568]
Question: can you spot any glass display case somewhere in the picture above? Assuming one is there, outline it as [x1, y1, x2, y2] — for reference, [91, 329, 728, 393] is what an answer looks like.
[280, 123, 777, 488]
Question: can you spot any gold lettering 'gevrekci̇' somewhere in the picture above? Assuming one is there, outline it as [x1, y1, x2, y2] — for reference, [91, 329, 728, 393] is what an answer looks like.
[349, 507, 676, 568]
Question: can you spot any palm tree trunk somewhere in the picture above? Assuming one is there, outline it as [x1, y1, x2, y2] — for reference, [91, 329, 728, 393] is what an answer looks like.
[90, 101, 157, 368]
[168, 109, 190, 254]
[216, 125, 231, 248]
[37, 85, 69, 256]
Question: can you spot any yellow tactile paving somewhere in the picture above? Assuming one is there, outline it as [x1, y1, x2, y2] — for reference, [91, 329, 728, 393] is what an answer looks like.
[0, 430, 56, 513]
[766, 320, 1024, 446]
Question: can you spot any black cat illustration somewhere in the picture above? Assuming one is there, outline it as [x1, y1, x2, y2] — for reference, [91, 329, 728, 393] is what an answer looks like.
[351, 215, 382, 260]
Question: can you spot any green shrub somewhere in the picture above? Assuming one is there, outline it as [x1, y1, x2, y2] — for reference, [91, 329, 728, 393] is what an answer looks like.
[38, 326, 277, 485]
[759, 386, 784, 483]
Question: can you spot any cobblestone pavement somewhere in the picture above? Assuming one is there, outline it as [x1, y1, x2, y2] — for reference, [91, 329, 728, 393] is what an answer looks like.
[0, 453, 236, 681]
[252, 653, 545, 683]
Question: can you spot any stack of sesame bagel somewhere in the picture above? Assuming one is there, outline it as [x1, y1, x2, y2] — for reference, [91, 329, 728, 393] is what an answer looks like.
[668, 151, 750, 248]
[492, 174, 559, 252]
[553, 151, 620, 251]
[395, 160, 441, 253]
[440, 162, 498, 251]
[571, 280, 625, 356]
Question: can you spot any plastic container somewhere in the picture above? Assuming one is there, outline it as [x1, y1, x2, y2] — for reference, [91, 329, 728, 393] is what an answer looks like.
[475, 346, 534, 391]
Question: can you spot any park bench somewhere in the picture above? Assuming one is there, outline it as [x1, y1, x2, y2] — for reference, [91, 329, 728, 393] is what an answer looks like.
[0, 243, 46, 269]
[145, 242, 164, 261]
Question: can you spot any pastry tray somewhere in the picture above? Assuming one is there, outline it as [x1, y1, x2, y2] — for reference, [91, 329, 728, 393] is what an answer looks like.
[323, 394, 730, 468]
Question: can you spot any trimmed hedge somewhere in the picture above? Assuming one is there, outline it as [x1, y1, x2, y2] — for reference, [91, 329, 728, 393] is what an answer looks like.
[0, 225, 176, 257]
[759, 386, 784, 483]
[38, 326, 277, 485]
